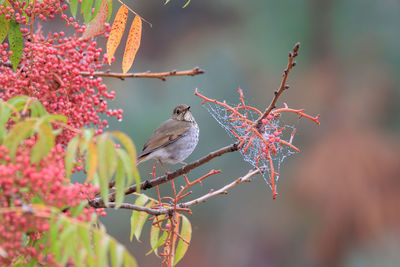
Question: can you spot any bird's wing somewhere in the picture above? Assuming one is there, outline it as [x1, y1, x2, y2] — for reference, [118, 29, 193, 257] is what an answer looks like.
[138, 119, 191, 159]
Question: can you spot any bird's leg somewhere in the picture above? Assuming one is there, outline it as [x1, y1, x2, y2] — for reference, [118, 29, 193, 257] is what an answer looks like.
[178, 161, 187, 167]
[158, 160, 170, 175]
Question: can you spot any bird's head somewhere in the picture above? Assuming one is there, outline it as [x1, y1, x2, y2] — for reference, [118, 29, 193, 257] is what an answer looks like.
[172, 104, 195, 122]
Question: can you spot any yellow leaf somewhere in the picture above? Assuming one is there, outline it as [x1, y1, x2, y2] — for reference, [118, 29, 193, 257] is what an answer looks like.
[81, 0, 109, 39]
[122, 15, 142, 74]
[85, 141, 98, 182]
[107, 5, 129, 65]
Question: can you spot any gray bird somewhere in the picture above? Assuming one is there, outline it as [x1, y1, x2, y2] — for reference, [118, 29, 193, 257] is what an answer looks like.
[137, 104, 199, 167]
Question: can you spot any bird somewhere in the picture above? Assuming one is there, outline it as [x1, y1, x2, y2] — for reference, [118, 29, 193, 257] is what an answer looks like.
[136, 104, 199, 169]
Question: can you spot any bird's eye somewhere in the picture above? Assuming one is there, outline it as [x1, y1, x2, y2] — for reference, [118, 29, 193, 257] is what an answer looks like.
[176, 110, 180, 115]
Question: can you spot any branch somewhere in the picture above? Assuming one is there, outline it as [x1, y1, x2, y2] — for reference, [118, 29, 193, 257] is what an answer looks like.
[180, 168, 263, 208]
[89, 143, 239, 207]
[80, 67, 204, 81]
[102, 168, 263, 215]
[106, 203, 170, 215]
[254, 42, 300, 128]
[89, 42, 309, 209]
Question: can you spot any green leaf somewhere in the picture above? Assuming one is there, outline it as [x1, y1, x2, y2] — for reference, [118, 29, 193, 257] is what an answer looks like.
[82, 128, 95, 142]
[174, 215, 192, 266]
[109, 240, 124, 267]
[130, 194, 148, 242]
[49, 217, 64, 261]
[123, 252, 138, 267]
[112, 131, 140, 191]
[182, 0, 191, 8]
[65, 135, 80, 179]
[81, 0, 94, 24]
[146, 230, 168, 256]
[77, 224, 92, 256]
[59, 223, 77, 243]
[6, 95, 30, 113]
[8, 21, 23, 71]
[85, 142, 98, 181]
[78, 128, 94, 153]
[57, 221, 78, 264]
[97, 133, 110, 205]
[29, 98, 48, 117]
[92, 0, 103, 21]
[0, 13, 9, 44]
[111, 131, 137, 166]
[106, 136, 117, 178]
[115, 148, 133, 187]
[93, 229, 110, 267]
[133, 168, 140, 193]
[36, 114, 67, 126]
[3, 120, 35, 160]
[134, 200, 154, 241]
[70, 201, 87, 217]
[40, 214, 137, 267]
[149, 215, 165, 256]
[0, 101, 11, 142]
[107, 0, 112, 21]
[30, 124, 55, 164]
[70, 0, 79, 18]
[114, 158, 125, 208]
[81, 0, 108, 39]
[5, 96, 48, 123]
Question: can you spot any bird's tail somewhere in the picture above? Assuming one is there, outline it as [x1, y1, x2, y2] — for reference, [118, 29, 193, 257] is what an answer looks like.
[136, 153, 148, 165]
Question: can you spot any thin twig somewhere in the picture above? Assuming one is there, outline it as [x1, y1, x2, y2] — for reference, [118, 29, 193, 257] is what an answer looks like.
[179, 168, 263, 208]
[80, 67, 204, 81]
[117, 0, 152, 27]
[254, 42, 300, 129]
[103, 168, 263, 215]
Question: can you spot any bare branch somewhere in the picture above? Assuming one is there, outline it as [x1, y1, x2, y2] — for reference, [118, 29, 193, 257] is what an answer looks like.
[101, 168, 263, 216]
[0, 61, 204, 81]
[180, 168, 263, 208]
[80, 67, 204, 81]
[88, 42, 307, 210]
[254, 42, 300, 128]
[106, 203, 170, 215]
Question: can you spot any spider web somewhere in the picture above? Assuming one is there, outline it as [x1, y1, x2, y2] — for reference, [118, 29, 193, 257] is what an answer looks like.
[203, 101, 297, 191]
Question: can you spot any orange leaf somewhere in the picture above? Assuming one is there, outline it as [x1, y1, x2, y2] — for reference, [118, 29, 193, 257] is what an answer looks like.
[81, 0, 108, 39]
[122, 15, 142, 74]
[107, 5, 129, 65]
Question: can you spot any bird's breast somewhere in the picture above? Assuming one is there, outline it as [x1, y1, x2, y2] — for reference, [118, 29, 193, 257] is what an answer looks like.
[164, 124, 199, 164]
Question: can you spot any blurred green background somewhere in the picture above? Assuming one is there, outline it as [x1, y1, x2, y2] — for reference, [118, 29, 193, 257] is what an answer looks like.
[93, 0, 400, 266]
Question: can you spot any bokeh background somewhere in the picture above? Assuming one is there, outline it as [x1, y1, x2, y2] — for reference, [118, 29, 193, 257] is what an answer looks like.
[84, 0, 400, 266]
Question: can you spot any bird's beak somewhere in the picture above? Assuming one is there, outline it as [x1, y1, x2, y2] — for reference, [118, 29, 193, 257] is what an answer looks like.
[186, 106, 191, 111]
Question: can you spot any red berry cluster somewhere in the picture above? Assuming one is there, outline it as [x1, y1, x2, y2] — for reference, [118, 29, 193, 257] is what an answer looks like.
[0, 0, 120, 145]
[0, 0, 68, 23]
[0, 140, 103, 265]
[0, 0, 116, 264]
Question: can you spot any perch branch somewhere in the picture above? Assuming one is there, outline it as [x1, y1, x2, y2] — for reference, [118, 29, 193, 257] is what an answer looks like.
[105, 203, 170, 215]
[102, 168, 263, 215]
[80, 67, 204, 81]
[90, 143, 239, 207]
